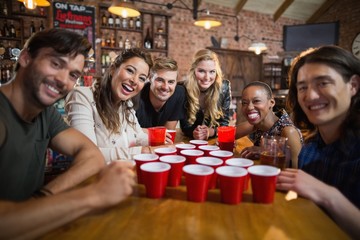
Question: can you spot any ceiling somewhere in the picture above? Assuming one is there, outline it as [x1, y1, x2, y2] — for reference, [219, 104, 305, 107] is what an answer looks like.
[202, 0, 337, 23]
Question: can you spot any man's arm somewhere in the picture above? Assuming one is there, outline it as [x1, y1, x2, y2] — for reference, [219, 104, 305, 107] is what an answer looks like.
[0, 161, 135, 240]
[164, 120, 178, 130]
[277, 169, 360, 239]
[45, 128, 105, 194]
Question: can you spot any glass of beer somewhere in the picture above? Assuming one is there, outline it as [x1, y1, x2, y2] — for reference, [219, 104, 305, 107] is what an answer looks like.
[259, 134, 288, 170]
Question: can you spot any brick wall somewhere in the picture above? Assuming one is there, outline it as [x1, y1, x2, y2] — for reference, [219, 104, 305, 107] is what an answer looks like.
[314, 0, 360, 51]
[51, 0, 359, 77]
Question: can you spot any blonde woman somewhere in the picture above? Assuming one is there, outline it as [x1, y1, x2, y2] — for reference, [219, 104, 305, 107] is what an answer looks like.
[180, 49, 231, 140]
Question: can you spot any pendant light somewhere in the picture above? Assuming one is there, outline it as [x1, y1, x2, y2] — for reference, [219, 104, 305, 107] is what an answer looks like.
[194, 10, 221, 30]
[248, 42, 268, 55]
[18, 0, 50, 9]
[108, 0, 141, 18]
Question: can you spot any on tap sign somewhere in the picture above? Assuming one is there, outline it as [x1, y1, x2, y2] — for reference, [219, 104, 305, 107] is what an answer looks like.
[52, 1, 95, 72]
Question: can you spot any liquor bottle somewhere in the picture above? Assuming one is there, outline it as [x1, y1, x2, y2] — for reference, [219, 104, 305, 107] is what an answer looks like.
[30, 21, 36, 36]
[124, 37, 131, 50]
[3, 21, 10, 38]
[135, 16, 141, 30]
[129, 18, 134, 29]
[39, 21, 45, 32]
[132, 37, 137, 48]
[144, 28, 152, 49]
[2, 1, 8, 16]
[101, 12, 107, 27]
[110, 33, 115, 48]
[118, 36, 124, 49]
[108, 14, 114, 28]
[10, 21, 16, 38]
[122, 17, 128, 29]
[115, 15, 121, 28]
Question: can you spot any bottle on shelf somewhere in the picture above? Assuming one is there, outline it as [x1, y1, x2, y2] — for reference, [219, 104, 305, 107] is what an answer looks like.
[131, 36, 137, 48]
[144, 28, 152, 49]
[124, 37, 131, 50]
[115, 15, 121, 28]
[118, 36, 124, 49]
[19, 2, 26, 13]
[101, 12, 107, 27]
[30, 21, 36, 36]
[129, 18, 134, 29]
[3, 21, 10, 38]
[110, 33, 115, 48]
[108, 14, 114, 28]
[135, 16, 141, 30]
[122, 17, 128, 29]
[39, 21, 45, 32]
[2, 1, 8, 16]
[10, 21, 16, 38]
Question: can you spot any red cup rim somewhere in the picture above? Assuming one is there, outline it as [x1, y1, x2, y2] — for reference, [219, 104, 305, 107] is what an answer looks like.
[140, 162, 171, 172]
[196, 156, 223, 166]
[209, 150, 234, 157]
[133, 153, 159, 161]
[247, 165, 280, 176]
[180, 149, 204, 156]
[159, 155, 186, 163]
[198, 145, 220, 151]
[225, 158, 254, 167]
[216, 166, 248, 177]
[154, 147, 177, 154]
[183, 164, 214, 175]
[189, 140, 208, 145]
[175, 143, 196, 149]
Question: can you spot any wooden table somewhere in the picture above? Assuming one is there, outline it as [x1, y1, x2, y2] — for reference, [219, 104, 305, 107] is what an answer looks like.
[39, 135, 348, 240]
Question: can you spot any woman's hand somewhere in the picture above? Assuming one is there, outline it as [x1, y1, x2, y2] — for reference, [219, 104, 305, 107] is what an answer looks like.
[240, 146, 261, 159]
[193, 125, 209, 140]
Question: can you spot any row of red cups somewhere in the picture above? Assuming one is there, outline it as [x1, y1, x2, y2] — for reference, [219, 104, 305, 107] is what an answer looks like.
[134, 152, 280, 205]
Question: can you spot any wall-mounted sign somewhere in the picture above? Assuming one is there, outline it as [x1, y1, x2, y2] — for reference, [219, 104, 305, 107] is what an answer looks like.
[52, 1, 96, 73]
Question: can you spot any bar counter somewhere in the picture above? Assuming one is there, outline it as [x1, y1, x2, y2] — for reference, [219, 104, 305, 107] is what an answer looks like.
[39, 133, 348, 239]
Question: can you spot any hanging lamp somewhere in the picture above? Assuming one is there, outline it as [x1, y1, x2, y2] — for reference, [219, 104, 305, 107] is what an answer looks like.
[194, 10, 221, 30]
[108, 0, 141, 18]
[248, 42, 267, 55]
[18, 0, 50, 9]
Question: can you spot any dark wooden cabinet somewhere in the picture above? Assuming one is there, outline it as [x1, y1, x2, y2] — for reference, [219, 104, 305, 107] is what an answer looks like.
[207, 48, 263, 124]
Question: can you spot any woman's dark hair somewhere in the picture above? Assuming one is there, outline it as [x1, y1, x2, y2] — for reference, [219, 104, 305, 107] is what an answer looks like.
[94, 48, 153, 133]
[287, 45, 360, 140]
[242, 81, 273, 99]
[16, 28, 92, 71]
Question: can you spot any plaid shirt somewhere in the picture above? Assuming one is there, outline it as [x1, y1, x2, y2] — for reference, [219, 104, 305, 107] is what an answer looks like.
[299, 133, 360, 209]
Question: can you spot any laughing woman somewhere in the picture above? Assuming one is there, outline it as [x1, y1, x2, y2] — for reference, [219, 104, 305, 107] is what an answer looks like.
[65, 48, 155, 164]
[236, 81, 303, 168]
[180, 49, 231, 140]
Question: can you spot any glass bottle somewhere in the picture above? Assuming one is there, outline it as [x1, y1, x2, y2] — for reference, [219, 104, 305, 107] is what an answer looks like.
[10, 21, 16, 38]
[115, 15, 121, 28]
[39, 21, 45, 32]
[118, 36, 124, 49]
[144, 28, 152, 49]
[129, 18, 134, 29]
[122, 17, 128, 29]
[30, 21, 36, 36]
[135, 16, 141, 30]
[3, 21, 10, 38]
[124, 37, 131, 50]
[108, 14, 114, 28]
[101, 12, 107, 27]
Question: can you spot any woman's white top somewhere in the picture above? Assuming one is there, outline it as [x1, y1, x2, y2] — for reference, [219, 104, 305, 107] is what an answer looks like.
[65, 87, 148, 164]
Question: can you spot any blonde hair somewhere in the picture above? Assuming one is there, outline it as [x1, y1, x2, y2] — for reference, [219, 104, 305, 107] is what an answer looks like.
[185, 49, 223, 127]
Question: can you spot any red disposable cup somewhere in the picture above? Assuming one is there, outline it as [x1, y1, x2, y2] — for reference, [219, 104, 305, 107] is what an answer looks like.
[180, 149, 204, 165]
[209, 150, 234, 164]
[141, 162, 170, 198]
[247, 165, 281, 204]
[148, 126, 166, 146]
[189, 140, 208, 149]
[196, 157, 223, 189]
[133, 153, 159, 184]
[217, 126, 236, 152]
[159, 155, 186, 187]
[154, 147, 177, 157]
[225, 158, 254, 191]
[83, 75, 93, 87]
[183, 164, 214, 202]
[166, 129, 177, 143]
[216, 166, 248, 205]
[175, 143, 196, 155]
[198, 145, 220, 156]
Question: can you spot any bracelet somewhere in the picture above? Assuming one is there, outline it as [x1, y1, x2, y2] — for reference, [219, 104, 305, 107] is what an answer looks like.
[32, 187, 53, 198]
